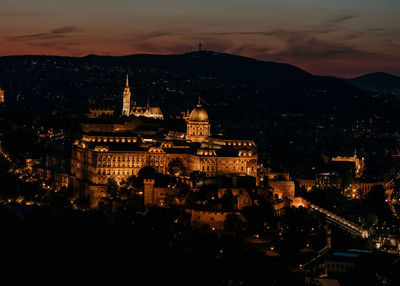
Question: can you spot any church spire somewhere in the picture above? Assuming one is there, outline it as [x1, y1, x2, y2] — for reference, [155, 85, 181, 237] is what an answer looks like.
[197, 96, 201, 107]
[147, 96, 150, 109]
[122, 74, 131, 117]
[125, 74, 129, 89]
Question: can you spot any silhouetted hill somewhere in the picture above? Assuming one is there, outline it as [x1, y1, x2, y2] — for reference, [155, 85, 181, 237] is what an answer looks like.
[0, 51, 365, 115]
[346, 72, 400, 97]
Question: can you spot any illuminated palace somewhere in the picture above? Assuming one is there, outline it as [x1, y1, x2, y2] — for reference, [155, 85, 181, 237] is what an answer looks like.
[71, 75, 257, 202]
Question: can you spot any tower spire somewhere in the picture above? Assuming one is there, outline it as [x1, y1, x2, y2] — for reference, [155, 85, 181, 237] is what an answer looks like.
[125, 74, 129, 89]
[122, 74, 131, 116]
[147, 96, 150, 109]
[197, 96, 201, 107]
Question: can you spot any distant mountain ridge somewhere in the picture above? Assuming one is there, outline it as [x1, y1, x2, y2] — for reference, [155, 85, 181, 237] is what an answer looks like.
[84, 51, 315, 88]
[346, 72, 400, 96]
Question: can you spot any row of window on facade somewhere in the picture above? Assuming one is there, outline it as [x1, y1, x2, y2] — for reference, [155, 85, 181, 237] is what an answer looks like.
[96, 166, 162, 176]
[190, 126, 209, 134]
[97, 155, 182, 163]
[98, 156, 149, 162]
[202, 165, 254, 172]
[97, 162, 147, 168]
[97, 169, 135, 175]
[226, 141, 253, 146]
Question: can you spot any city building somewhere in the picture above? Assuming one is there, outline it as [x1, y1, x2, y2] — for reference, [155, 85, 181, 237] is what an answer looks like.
[316, 172, 342, 189]
[331, 149, 365, 178]
[296, 178, 316, 191]
[324, 250, 372, 275]
[71, 76, 258, 206]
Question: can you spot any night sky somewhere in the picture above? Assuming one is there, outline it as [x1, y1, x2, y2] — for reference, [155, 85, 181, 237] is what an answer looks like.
[1, 0, 399, 77]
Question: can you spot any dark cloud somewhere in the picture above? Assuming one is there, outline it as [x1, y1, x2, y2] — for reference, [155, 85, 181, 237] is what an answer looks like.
[367, 27, 388, 32]
[127, 31, 174, 42]
[140, 31, 173, 40]
[272, 37, 377, 62]
[50, 26, 76, 34]
[324, 13, 358, 26]
[228, 44, 271, 56]
[8, 26, 78, 41]
[342, 31, 363, 41]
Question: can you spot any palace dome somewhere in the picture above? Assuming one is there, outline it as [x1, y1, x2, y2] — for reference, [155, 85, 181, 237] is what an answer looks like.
[189, 105, 209, 122]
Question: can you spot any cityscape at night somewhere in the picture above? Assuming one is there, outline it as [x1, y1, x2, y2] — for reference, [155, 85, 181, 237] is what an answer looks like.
[1, 1, 400, 285]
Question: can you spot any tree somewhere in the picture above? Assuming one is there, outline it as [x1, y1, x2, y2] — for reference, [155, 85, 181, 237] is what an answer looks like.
[106, 178, 119, 199]
[168, 158, 186, 176]
[224, 213, 243, 232]
[44, 186, 73, 207]
[190, 171, 206, 187]
[125, 175, 143, 190]
[183, 189, 197, 208]
[138, 166, 156, 179]
[365, 185, 393, 221]
[221, 189, 236, 210]
[366, 185, 386, 207]
[197, 184, 218, 204]
[119, 186, 132, 199]
[295, 185, 307, 198]
[74, 195, 90, 209]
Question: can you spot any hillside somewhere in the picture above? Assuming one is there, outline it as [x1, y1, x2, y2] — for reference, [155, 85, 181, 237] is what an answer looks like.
[0, 51, 367, 117]
[346, 72, 400, 97]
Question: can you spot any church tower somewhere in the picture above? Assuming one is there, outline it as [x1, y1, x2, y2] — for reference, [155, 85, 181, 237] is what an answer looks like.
[122, 74, 131, 116]
[186, 97, 210, 142]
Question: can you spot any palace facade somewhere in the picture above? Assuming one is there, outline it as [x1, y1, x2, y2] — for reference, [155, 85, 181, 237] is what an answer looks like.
[71, 75, 258, 203]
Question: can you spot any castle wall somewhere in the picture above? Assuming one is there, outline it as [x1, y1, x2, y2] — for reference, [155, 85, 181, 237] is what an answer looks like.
[189, 209, 238, 230]
[144, 179, 175, 207]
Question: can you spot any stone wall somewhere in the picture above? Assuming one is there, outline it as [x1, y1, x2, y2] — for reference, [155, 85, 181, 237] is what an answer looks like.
[269, 180, 295, 200]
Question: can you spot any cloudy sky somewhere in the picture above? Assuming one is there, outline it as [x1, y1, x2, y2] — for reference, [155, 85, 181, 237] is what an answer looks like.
[0, 0, 399, 77]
